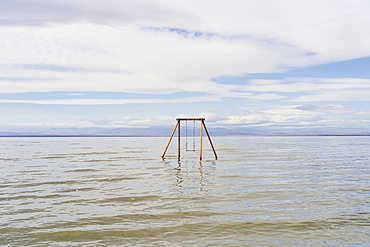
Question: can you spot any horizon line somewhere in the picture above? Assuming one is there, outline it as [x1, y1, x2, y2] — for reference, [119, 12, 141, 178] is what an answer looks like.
[1, 133, 369, 138]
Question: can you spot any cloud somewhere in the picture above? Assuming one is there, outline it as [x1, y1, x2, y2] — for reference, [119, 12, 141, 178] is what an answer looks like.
[0, 95, 222, 105]
[250, 94, 288, 100]
[242, 78, 370, 93]
[1, 0, 370, 99]
[1, 106, 368, 133]
[292, 88, 370, 102]
[215, 106, 323, 127]
[0, 23, 286, 95]
[296, 104, 358, 114]
[2, 0, 370, 60]
[0, 0, 192, 26]
[1, 0, 370, 135]
[238, 78, 370, 102]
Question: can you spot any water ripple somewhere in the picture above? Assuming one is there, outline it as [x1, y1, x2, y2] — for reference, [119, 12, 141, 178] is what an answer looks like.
[1, 136, 369, 246]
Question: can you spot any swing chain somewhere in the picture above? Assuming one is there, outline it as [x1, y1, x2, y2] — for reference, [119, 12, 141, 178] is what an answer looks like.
[184, 119, 196, 152]
[185, 120, 188, 150]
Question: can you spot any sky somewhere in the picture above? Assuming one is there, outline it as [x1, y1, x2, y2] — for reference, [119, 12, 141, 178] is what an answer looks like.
[1, 0, 370, 134]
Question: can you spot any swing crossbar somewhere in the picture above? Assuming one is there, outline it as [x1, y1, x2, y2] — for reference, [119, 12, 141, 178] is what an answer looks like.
[176, 118, 204, 121]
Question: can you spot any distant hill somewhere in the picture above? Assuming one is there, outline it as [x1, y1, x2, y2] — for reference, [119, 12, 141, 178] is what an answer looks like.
[0, 126, 259, 136]
[95, 127, 174, 136]
[0, 126, 369, 137]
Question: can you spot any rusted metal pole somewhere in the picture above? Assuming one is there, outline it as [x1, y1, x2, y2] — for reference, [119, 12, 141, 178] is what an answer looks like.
[178, 119, 181, 160]
[202, 120, 218, 160]
[177, 118, 204, 121]
[200, 120, 203, 160]
[161, 121, 179, 158]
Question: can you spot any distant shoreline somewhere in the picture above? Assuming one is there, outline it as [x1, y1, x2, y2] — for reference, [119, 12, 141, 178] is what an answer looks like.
[1, 134, 369, 137]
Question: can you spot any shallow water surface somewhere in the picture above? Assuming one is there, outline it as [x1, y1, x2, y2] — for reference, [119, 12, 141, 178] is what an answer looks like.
[1, 136, 369, 246]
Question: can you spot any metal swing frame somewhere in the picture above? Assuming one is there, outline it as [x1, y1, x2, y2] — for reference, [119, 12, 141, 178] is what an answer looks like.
[161, 118, 218, 160]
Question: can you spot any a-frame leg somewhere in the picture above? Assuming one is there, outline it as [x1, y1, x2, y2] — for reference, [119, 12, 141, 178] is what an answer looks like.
[200, 120, 203, 160]
[161, 121, 179, 159]
[202, 120, 218, 160]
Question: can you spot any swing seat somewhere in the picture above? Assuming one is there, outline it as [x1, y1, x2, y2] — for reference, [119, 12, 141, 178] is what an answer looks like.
[186, 149, 196, 152]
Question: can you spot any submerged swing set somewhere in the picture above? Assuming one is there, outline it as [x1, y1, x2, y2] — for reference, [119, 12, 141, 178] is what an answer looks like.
[161, 118, 218, 160]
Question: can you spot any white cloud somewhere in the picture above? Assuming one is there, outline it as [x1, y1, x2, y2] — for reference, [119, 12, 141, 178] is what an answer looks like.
[1, 0, 370, 98]
[1, 106, 368, 133]
[216, 106, 323, 127]
[4, 0, 370, 63]
[0, 95, 222, 105]
[296, 104, 359, 114]
[242, 78, 370, 93]
[295, 104, 370, 120]
[0, 23, 285, 94]
[237, 78, 370, 102]
[292, 88, 370, 102]
[1, 0, 370, 134]
[250, 94, 287, 100]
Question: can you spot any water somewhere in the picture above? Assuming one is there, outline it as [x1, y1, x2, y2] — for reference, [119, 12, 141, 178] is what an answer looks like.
[1, 136, 369, 246]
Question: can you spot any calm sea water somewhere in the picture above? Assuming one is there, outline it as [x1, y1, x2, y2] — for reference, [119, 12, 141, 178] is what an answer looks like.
[1, 136, 369, 246]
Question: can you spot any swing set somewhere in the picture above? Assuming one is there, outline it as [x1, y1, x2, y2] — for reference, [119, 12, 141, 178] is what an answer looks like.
[161, 118, 218, 160]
